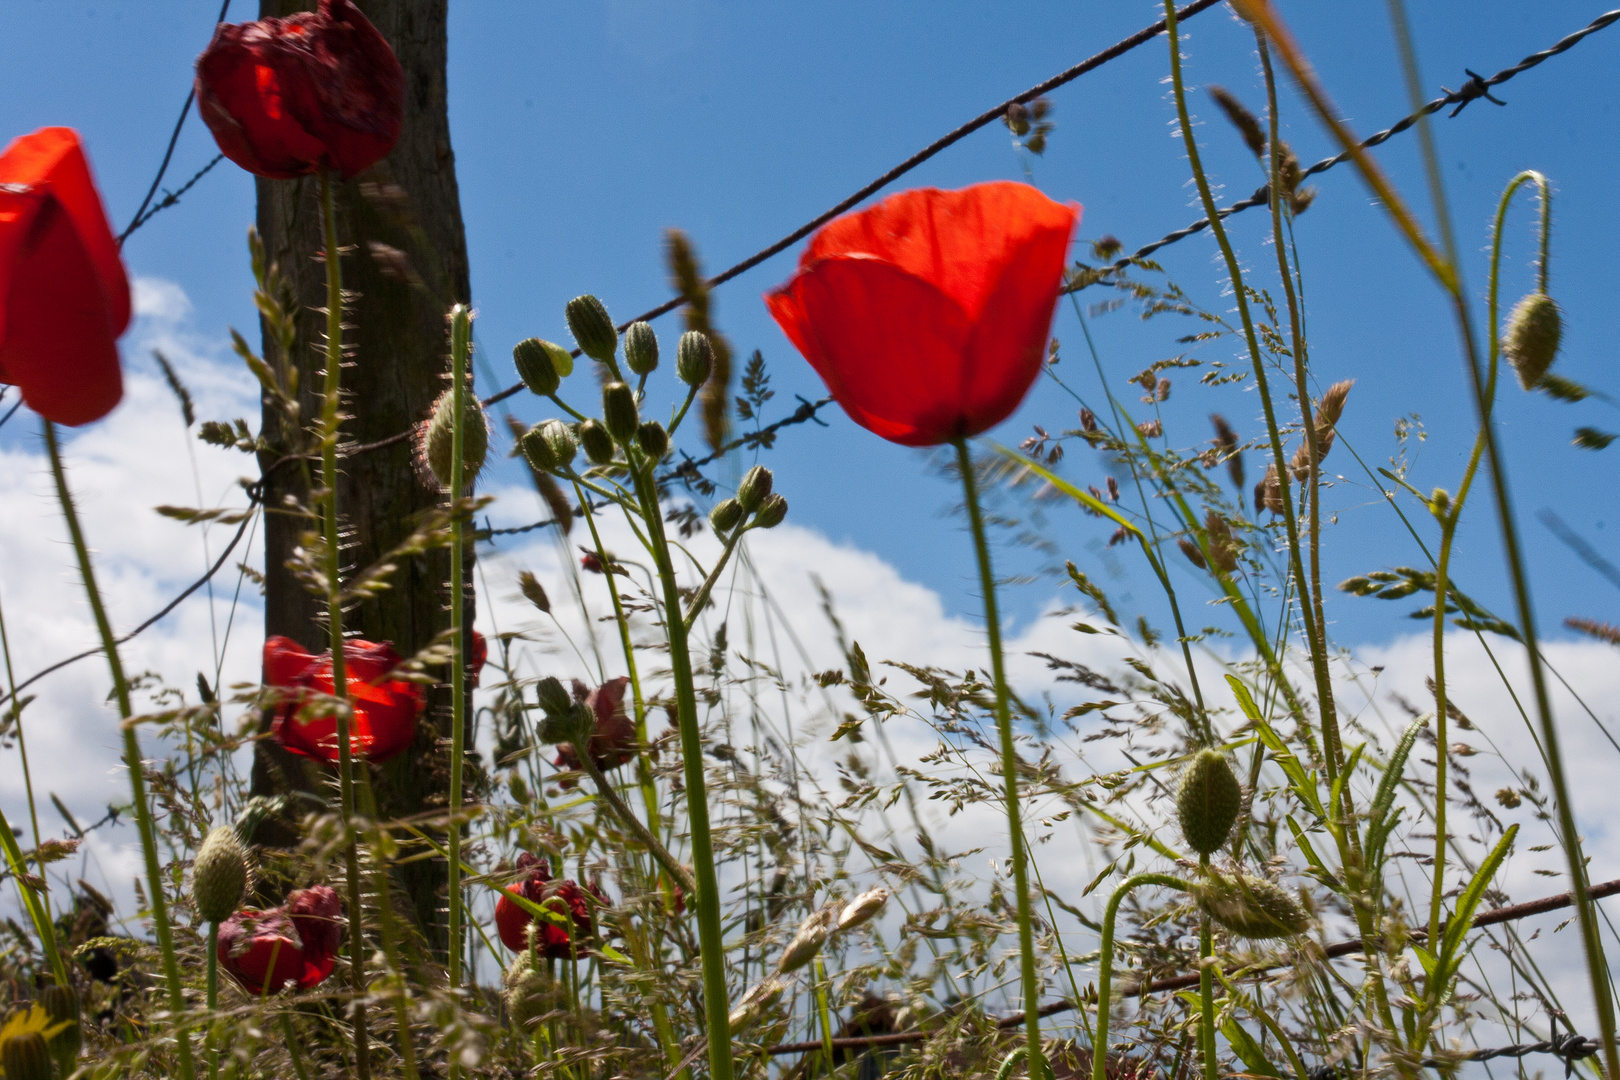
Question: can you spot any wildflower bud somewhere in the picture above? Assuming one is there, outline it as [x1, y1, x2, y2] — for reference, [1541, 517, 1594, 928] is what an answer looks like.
[1175, 749, 1242, 856]
[1004, 101, 1031, 137]
[737, 465, 774, 512]
[728, 978, 784, 1033]
[1192, 868, 1310, 939]
[601, 382, 639, 443]
[624, 321, 659, 376]
[0, 1029, 51, 1080]
[521, 419, 577, 474]
[777, 909, 835, 974]
[577, 419, 615, 465]
[636, 420, 670, 460]
[752, 493, 788, 530]
[677, 330, 713, 387]
[193, 825, 250, 924]
[709, 498, 745, 533]
[503, 952, 562, 1030]
[39, 985, 81, 1075]
[565, 294, 618, 363]
[542, 702, 595, 748]
[536, 676, 573, 719]
[835, 886, 890, 932]
[513, 338, 569, 397]
[1503, 291, 1563, 390]
[1429, 488, 1451, 519]
[421, 387, 490, 492]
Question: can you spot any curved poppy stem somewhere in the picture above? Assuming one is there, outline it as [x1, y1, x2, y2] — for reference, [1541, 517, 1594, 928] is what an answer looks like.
[1092, 873, 1191, 1080]
[317, 167, 369, 1080]
[43, 419, 196, 1080]
[446, 303, 471, 1055]
[953, 436, 1043, 1079]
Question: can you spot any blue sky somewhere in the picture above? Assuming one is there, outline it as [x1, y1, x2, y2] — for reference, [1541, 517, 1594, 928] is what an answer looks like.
[3, 0, 1619, 648]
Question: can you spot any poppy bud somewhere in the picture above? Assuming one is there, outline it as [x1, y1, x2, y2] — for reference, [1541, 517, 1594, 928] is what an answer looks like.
[1175, 749, 1242, 856]
[1503, 291, 1563, 390]
[624, 321, 659, 376]
[577, 419, 615, 465]
[421, 387, 489, 492]
[566, 295, 618, 364]
[737, 465, 773, 512]
[753, 493, 788, 529]
[514, 338, 569, 397]
[1192, 868, 1309, 939]
[536, 676, 573, 719]
[0, 1029, 51, 1080]
[521, 419, 577, 474]
[835, 886, 890, 932]
[776, 908, 835, 974]
[602, 382, 639, 443]
[39, 985, 81, 1075]
[194, 825, 251, 924]
[503, 952, 562, 1030]
[636, 420, 670, 460]
[709, 498, 744, 533]
[677, 330, 713, 387]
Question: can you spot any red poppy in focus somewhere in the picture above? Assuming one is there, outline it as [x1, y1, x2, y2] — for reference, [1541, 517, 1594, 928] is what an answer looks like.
[765, 181, 1079, 447]
[494, 853, 607, 958]
[0, 128, 129, 426]
[194, 0, 404, 180]
[217, 884, 342, 994]
[265, 635, 423, 764]
[553, 677, 636, 779]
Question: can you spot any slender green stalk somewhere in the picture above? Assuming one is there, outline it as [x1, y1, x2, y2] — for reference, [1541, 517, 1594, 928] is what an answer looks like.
[282, 1012, 313, 1080]
[0, 803, 65, 984]
[1198, 856, 1217, 1080]
[627, 455, 735, 1080]
[814, 956, 835, 1078]
[317, 167, 370, 1080]
[43, 419, 196, 1080]
[0, 585, 54, 951]
[954, 437, 1043, 1079]
[447, 304, 472, 1073]
[356, 776, 421, 1080]
[1092, 873, 1190, 1080]
[206, 922, 220, 1080]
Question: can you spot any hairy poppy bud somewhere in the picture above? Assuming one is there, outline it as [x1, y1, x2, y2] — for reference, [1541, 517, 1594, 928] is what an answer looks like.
[836, 886, 890, 932]
[576, 419, 614, 466]
[636, 420, 670, 460]
[602, 382, 639, 443]
[709, 498, 744, 533]
[536, 676, 573, 719]
[1176, 749, 1241, 856]
[514, 338, 569, 397]
[195, 0, 404, 180]
[194, 825, 250, 924]
[1503, 291, 1563, 390]
[39, 985, 81, 1075]
[420, 387, 489, 492]
[753, 493, 788, 529]
[777, 908, 835, 974]
[503, 952, 562, 1030]
[0, 1028, 51, 1080]
[737, 465, 773, 512]
[1193, 868, 1309, 939]
[566, 295, 618, 364]
[521, 419, 577, 474]
[677, 330, 713, 387]
[624, 321, 659, 376]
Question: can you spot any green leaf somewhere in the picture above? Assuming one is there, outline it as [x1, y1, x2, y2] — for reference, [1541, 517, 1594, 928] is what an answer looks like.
[1436, 824, 1517, 986]
[1223, 1018, 1284, 1079]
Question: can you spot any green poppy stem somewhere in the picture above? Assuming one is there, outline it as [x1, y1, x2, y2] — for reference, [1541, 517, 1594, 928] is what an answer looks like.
[446, 304, 472, 1080]
[953, 436, 1042, 1079]
[1092, 873, 1191, 1080]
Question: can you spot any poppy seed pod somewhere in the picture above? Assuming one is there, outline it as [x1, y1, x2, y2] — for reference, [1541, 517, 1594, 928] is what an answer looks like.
[602, 382, 639, 443]
[1503, 291, 1563, 390]
[1175, 749, 1242, 856]
[39, 985, 80, 1075]
[421, 387, 489, 492]
[624, 321, 659, 376]
[736, 465, 774, 512]
[709, 498, 745, 533]
[521, 419, 577, 474]
[194, 0, 403, 180]
[194, 826, 251, 924]
[636, 420, 670, 460]
[566, 295, 618, 364]
[1193, 868, 1309, 940]
[514, 338, 568, 397]
[0, 1030, 51, 1080]
[577, 418, 615, 465]
[677, 330, 713, 387]
[753, 493, 789, 529]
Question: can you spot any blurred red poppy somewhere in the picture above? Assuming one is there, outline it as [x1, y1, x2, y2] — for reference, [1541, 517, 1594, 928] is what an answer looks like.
[217, 884, 342, 994]
[194, 0, 404, 180]
[765, 181, 1079, 447]
[469, 628, 488, 688]
[553, 677, 636, 779]
[494, 853, 607, 958]
[265, 635, 423, 763]
[0, 128, 129, 426]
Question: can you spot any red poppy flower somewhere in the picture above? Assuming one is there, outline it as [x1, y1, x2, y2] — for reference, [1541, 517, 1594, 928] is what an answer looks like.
[765, 181, 1079, 447]
[494, 853, 607, 958]
[553, 677, 636, 779]
[264, 635, 423, 763]
[0, 128, 129, 426]
[217, 884, 342, 994]
[194, 0, 404, 180]
[469, 629, 488, 688]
